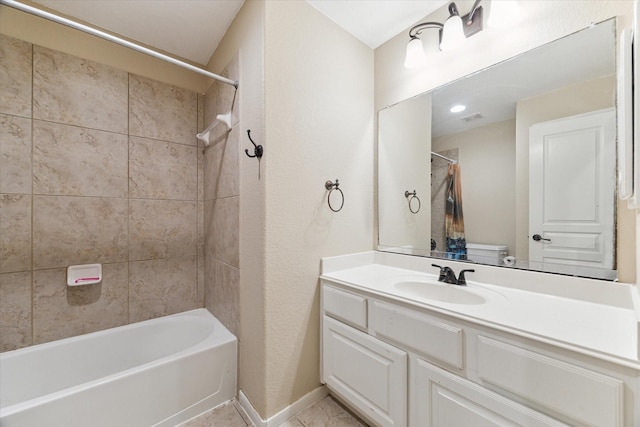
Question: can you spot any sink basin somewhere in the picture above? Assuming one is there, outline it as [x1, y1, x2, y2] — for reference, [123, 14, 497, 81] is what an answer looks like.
[394, 281, 487, 305]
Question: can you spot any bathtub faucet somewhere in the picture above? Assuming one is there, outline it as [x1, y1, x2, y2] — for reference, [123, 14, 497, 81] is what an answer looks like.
[431, 264, 475, 286]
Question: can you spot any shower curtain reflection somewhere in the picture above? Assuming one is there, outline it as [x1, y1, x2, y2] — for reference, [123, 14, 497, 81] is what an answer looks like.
[445, 163, 467, 259]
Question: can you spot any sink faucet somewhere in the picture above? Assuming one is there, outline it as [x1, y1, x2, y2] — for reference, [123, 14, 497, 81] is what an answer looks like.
[432, 264, 475, 286]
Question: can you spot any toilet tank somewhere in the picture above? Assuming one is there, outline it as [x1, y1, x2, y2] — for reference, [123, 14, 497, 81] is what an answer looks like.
[466, 243, 508, 265]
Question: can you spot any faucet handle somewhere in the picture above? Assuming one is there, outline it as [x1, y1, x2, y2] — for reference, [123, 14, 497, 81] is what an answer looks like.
[431, 264, 446, 282]
[457, 269, 475, 286]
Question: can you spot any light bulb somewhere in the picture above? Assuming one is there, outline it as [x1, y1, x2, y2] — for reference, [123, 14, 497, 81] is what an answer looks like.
[488, 0, 520, 28]
[404, 37, 426, 68]
[440, 14, 465, 51]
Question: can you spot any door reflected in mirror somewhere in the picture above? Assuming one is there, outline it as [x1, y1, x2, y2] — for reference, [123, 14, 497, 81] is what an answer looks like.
[377, 18, 626, 281]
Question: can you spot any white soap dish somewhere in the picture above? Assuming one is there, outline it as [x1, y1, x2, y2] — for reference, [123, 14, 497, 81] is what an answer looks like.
[67, 264, 102, 286]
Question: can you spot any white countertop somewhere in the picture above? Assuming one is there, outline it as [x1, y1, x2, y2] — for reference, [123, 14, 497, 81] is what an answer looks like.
[321, 252, 640, 368]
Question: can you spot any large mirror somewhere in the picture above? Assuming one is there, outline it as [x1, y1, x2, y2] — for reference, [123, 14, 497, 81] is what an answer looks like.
[377, 18, 627, 281]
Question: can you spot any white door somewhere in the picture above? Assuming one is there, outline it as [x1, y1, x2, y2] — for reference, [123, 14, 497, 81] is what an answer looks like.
[529, 108, 615, 270]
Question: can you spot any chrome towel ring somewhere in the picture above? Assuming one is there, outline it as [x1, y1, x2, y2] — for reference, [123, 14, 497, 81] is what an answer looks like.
[325, 179, 344, 212]
[405, 190, 420, 214]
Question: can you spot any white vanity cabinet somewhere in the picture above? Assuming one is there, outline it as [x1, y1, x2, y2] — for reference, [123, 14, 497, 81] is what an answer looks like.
[320, 281, 637, 427]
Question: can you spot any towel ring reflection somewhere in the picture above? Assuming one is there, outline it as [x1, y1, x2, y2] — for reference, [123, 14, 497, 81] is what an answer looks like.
[325, 179, 344, 212]
[405, 190, 420, 214]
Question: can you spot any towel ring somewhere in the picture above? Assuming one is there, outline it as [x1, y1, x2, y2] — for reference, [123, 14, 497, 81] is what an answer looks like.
[404, 190, 420, 214]
[325, 179, 344, 212]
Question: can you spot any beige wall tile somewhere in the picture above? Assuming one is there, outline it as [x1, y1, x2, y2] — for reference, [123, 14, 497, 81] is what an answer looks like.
[204, 127, 240, 201]
[129, 199, 197, 261]
[0, 194, 31, 273]
[129, 256, 198, 322]
[0, 271, 32, 351]
[0, 35, 32, 118]
[33, 196, 128, 269]
[129, 136, 198, 200]
[32, 263, 128, 344]
[205, 197, 239, 268]
[129, 74, 197, 144]
[0, 114, 32, 194]
[198, 141, 205, 202]
[203, 55, 240, 128]
[205, 260, 239, 337]
[198, 201, 205, 305]
[33, 46, 128, 134]
[33, 121, 128, 197]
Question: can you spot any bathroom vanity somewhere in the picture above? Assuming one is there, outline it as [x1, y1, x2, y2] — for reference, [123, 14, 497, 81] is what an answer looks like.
[320, 251, 640, 427]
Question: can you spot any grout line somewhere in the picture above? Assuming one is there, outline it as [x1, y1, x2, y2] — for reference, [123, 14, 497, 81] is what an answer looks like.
[30, 41, 35, 346]
[126, 72, 131, 326]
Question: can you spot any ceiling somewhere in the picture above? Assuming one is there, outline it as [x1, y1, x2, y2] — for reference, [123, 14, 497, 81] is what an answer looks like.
[31, 0, 447, 65]
[430, 19, 615, 137]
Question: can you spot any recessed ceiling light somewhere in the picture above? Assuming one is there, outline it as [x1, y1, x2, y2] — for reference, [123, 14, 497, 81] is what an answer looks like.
[450, 104, 466, 113]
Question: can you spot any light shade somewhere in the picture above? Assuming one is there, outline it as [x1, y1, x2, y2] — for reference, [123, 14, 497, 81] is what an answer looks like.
[440, 14, 465, 51]
[488, 0, 520, 28]
[404, 37, 426, 68]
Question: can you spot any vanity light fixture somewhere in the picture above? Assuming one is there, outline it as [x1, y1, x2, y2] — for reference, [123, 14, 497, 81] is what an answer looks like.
[404, 0, 485, 68]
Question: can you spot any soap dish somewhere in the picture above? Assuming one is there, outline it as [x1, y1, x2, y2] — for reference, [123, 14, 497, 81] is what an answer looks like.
[67, 264, 102, 286]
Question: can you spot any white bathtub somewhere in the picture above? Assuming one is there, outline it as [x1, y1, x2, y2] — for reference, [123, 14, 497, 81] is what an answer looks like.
[0, 309, 237, 427]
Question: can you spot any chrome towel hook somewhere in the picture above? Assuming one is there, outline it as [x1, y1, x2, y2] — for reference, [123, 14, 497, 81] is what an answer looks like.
[405, 190, 421, 214]
[325, 179, 344, 212]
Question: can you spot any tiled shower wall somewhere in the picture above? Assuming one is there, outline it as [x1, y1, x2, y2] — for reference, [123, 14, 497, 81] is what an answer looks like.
[0, 34, 205, 351]
[202, 56, 240, 338]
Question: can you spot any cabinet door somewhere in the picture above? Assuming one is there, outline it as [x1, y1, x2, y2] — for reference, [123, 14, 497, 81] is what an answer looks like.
[323, 316, 407, 427]
[412, 358, 568, 427]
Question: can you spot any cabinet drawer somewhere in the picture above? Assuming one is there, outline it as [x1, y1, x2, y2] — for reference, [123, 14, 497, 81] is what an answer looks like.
[323, 316, 407, 427]
[477, 336, 624, 427]
[322, 285, 367, 329]
[371, 300, 464, 371]
[412, 357, 569, 427]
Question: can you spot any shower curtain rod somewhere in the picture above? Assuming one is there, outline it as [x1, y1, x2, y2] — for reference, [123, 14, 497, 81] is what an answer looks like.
[431, 152, 457, 164]
[0, 0, 239, 89]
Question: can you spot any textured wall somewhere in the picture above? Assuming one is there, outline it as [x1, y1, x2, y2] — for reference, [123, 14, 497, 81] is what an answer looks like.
[263, 0, 374, 418]
[0, 35, 203, 352]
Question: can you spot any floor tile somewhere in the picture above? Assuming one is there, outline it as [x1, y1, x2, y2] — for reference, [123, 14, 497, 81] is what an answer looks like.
[179, 401, 248, 427]
[278, 418, 304, 427]
[295, 396, 368, 427]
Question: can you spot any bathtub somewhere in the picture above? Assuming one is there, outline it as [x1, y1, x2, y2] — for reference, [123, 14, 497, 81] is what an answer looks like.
[0, 309, 237, 427]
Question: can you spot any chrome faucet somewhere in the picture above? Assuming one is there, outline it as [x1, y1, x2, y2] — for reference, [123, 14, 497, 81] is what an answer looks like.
[432, 264, 475, 286]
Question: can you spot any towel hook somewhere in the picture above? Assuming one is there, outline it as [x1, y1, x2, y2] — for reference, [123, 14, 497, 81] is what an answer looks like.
[404, 190, 421, 214]
[245, 130, 263, 159]
[325, 179, 344, 212]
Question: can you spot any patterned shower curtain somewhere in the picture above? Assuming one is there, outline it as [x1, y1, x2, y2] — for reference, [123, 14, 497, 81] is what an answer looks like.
[445, 163, 467, 260]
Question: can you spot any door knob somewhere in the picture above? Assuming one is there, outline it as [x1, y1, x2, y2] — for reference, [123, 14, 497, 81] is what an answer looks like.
[532, 234, 551, 242]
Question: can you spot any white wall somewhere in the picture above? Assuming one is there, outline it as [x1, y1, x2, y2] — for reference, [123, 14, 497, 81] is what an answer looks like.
[433, 119, 516, 255]
[379, 93, 431, 250]
[263, 0, 374, 418]
[375, 1, 633, 110]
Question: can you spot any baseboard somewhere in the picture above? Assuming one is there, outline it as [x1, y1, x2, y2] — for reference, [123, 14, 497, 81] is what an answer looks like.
[238, 386, 328, 427]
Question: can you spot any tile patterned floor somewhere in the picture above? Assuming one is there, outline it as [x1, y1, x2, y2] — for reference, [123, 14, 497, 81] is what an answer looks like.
[178, 395, 369, 427]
